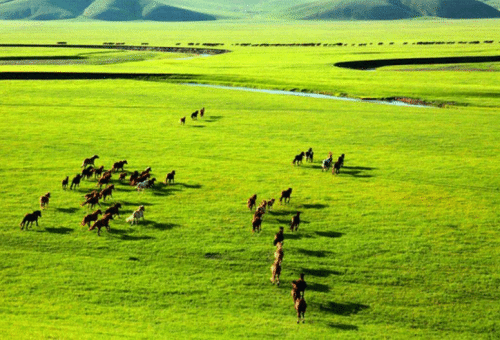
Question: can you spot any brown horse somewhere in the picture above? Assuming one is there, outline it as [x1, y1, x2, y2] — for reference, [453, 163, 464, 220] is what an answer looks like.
[294, 297, 307, 323]
[40, 192, 50, 210]
[89, 213, 113, 236]
[290, 212, 301, 232]
[81, 209, 102, 228]
[20, 211, 42, 230]
[280, 188, 292, 204]
[270, 259, 282, 285]
[247, 194, 257, 210]
[273, 227, 284, 246]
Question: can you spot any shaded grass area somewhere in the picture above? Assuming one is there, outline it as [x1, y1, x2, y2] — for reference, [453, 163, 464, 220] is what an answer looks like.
[0, 80, 499, 339]
[334, 55, 500, 70]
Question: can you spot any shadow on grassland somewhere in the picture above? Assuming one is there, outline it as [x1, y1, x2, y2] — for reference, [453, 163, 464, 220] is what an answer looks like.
[315, 231, 343, 238]
[204, 115, 223, 122]
[176, 183, 203, 189]
[301, 268, 342, 277]
[298, 203, 328, 210]
[318, 302, 369, 316]
[327, 323, 359, 331]
[142, 220, 180, 231]
[56, 207, 80, 213]
[296, 248, 335, 258]
[43, 227, 74, 234]
[334, 55, 500, 70]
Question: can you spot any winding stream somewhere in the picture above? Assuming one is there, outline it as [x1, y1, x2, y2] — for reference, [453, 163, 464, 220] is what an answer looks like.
[182, 83, 432, 108]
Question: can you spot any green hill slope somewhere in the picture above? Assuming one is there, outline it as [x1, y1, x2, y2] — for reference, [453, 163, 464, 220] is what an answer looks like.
[0, 0, 217, 21]
[0, 0, 499, 21]
[284, 0, 500, 20]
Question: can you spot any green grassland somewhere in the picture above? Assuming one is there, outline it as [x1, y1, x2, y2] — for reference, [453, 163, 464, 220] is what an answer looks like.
[1, 19, 500, 339]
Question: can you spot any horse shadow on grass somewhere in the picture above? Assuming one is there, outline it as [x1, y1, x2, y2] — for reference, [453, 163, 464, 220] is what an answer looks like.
[43, 227, 74, 234]
[285, 233, 313, 241]
[120, 234, 155, 241]
[268, 210, 294, 217]
[315, 231, 343, 238]
[141, 220, 180, 231]
[118, 201, 154, 207]
[318, 302, 369, 316]
[188, 125, 205, 128]
[301, 267, 342, 277]
[56, 207, 79, 213]
[327, 323, 359, 331]
[340, 166, 377, 178]
[176, 183, 203, 190]
[296, 248, 335, 258]
[308, 282, 331, 293]
[204, 115, 223, 123]
[298, 203, 328, 210]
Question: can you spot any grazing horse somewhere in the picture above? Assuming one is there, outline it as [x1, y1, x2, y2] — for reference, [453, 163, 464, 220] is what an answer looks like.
[97, 175, 111, 188]
[111, 160, 127, 172]
[280, 188, 293, 204]
[305, 148, 314, 163]
[119, 172, 127, 182]
[292, 152, 305, 166]
[82, 155, 99, 168]
[179, 116, 186, 125]
[105, 203, 122, 218]
[62, 176, 69, 189]
[294, 297, 307, 323]
[93, 165, 105, 178]
[322, 157, 333, 171]
[292, 273, 307, 298]
[40, 192, 50, 210]
[70, 174, 83, 190]
[274, 242, 284, 264]
[20, 211, 42, 230]
[81, 195, 101, 209]
[339, 153, 345, 167]
[332, 160, 341, 175]
[290, 212, 301, 232]
[273, 227, 284, 246]
[81, 209, 102, 228]
[100, 184, 115, 201]
[267, 198, 275, 211]
[81, 166, 94, 180]
[200, 107, 205, 118]
[270, 259, 282, 285]
[89, 213, 113, 236]
[165, 170, 175, 185]
[252, 217, 262, 233]
[247, 194, 257, 210]
[126, 205, 145, 225]
[191, 110, 199, 120]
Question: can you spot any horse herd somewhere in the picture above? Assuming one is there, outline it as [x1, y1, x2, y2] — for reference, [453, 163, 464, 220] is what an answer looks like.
[246, 188, 308, 323]
[248, 149, 345, 322]
[19, 138, 346, 323]
[20, 154, 176, 236]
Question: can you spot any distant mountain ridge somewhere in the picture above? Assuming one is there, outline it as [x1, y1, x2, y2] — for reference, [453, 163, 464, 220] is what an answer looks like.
[286, 0, 500, 20]
[0, 0, 217, 21]
[0, 0, 499, 21]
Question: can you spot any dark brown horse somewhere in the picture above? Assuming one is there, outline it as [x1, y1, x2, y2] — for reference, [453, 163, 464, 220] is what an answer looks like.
[280, 188, 292, 204]
[290, 212, 301, 232]
[20, 211, 42, 230]
[81, 209, 102, 228]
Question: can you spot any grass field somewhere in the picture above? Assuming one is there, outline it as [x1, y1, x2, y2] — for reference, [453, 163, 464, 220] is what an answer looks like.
[1, 19, 500, 339]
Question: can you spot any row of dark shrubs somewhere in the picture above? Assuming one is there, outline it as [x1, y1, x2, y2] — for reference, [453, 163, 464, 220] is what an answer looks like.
[230, 40, 498, 47]
[56, 40, 497, 48]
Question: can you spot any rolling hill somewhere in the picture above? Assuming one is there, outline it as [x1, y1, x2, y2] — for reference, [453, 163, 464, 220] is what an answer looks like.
[284, 0, 500, 20]
[0, 0, 217, 21]
[0, 0, 499, 21]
